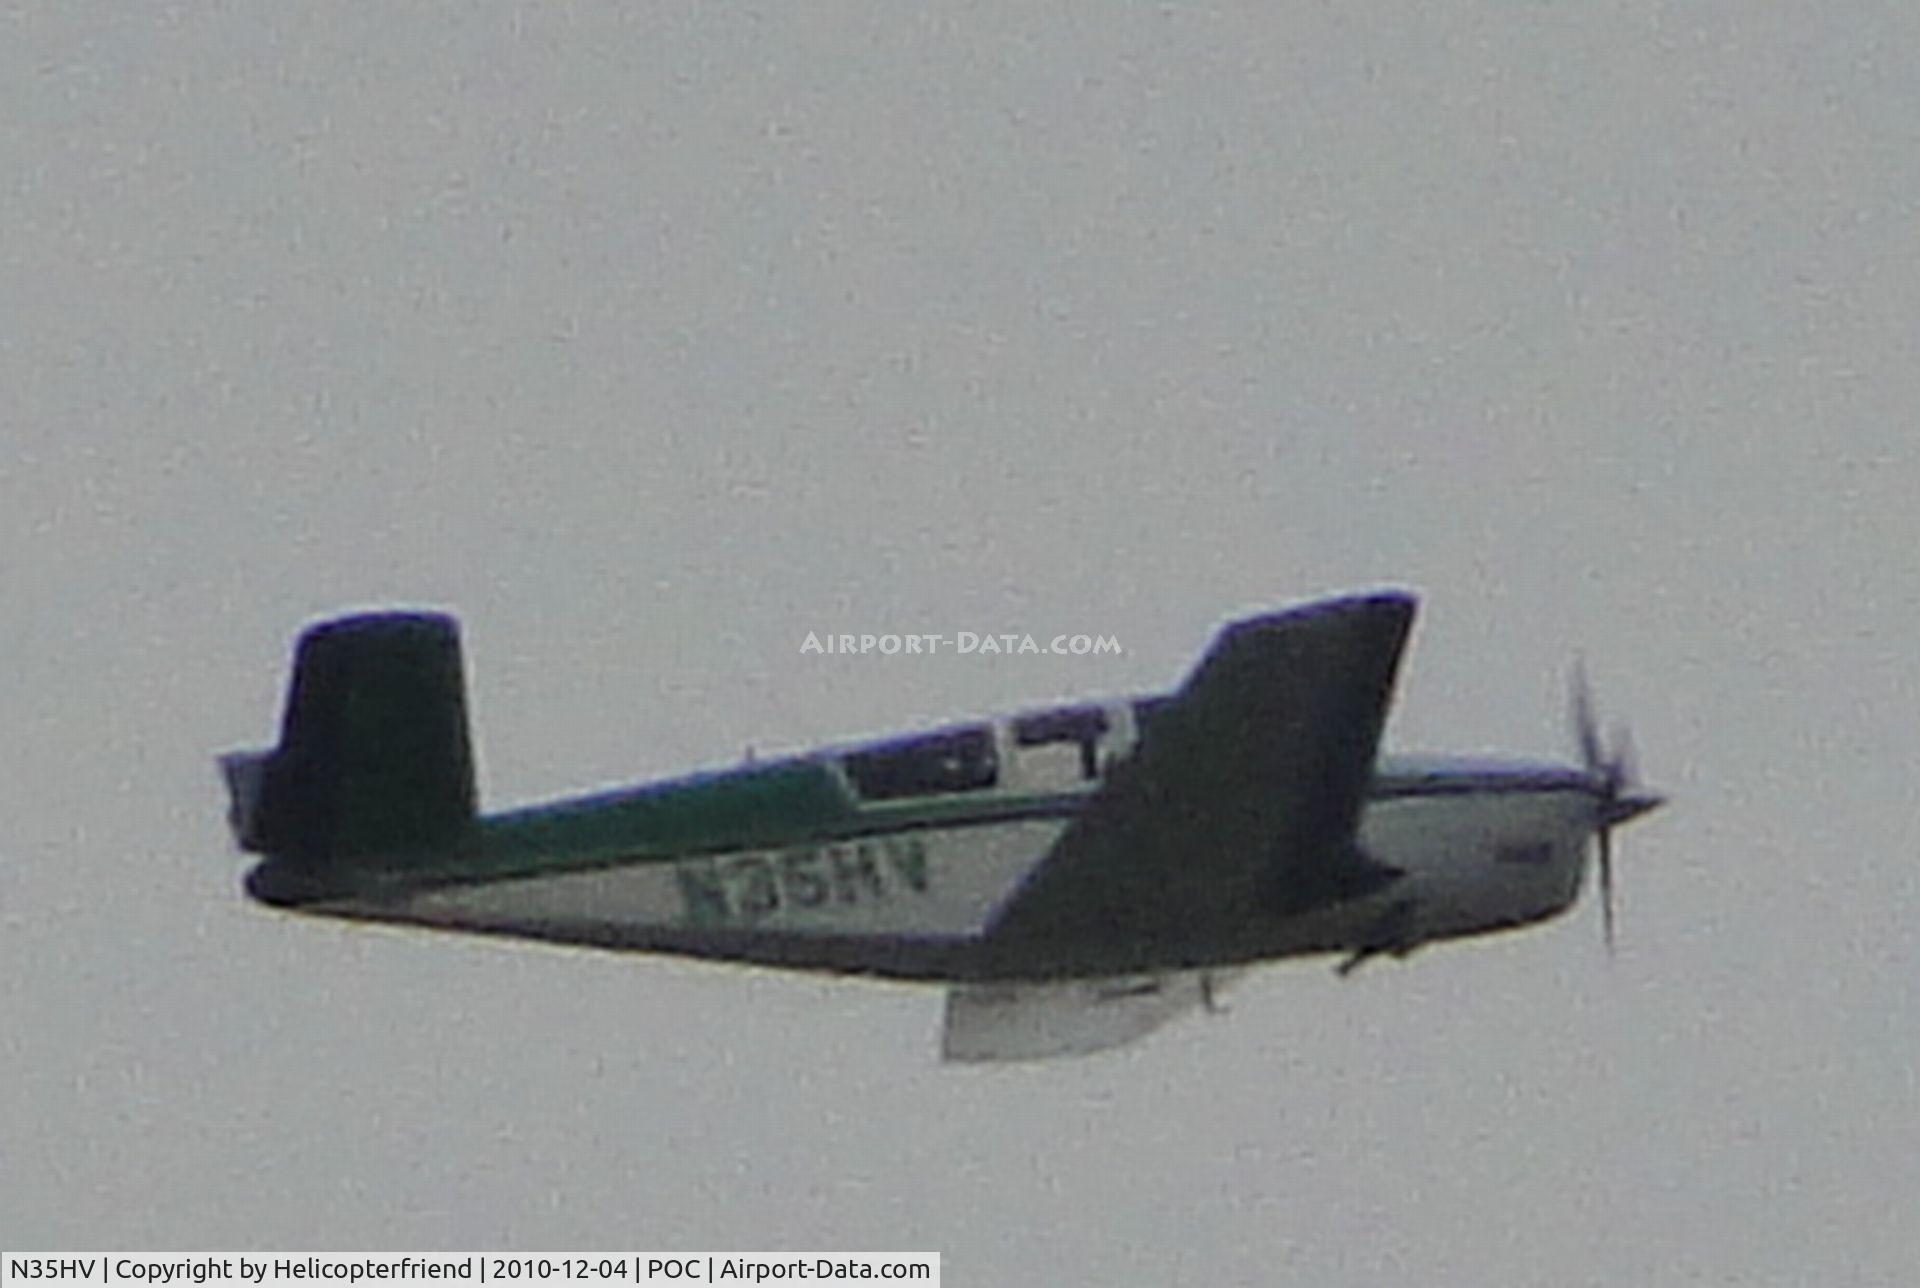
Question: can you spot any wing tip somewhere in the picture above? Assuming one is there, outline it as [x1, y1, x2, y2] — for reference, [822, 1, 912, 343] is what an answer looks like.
[1239, 588, 1417, 630]
[1208, 589, 1418, 662]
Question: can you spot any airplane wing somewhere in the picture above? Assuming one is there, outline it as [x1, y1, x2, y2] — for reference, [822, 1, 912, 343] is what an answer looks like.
[979, 592, 1415, 975]
[941, 971, 1241, 1063]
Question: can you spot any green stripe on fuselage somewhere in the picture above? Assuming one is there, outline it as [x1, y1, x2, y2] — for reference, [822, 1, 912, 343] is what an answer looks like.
[445, 758, 1086, 889]
[475, 761, 854, 875]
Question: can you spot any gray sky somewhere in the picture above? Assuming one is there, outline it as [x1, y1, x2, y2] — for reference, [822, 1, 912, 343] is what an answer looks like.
[5, 2, 1917, 1281]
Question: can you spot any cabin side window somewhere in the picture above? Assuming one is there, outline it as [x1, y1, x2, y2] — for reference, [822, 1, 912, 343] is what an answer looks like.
[1013, 705, 1110, 781]
[842, 726, 999, 801]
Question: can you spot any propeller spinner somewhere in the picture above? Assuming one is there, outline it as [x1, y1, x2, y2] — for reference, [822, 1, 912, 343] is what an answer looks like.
[1570, 662, 1665, 952]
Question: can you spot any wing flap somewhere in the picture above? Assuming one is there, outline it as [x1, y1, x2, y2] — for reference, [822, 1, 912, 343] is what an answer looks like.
[942, 972, 1236, 1062]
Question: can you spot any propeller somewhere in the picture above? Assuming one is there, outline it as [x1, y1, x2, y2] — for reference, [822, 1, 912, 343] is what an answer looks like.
[1570, 662, 1664, 953]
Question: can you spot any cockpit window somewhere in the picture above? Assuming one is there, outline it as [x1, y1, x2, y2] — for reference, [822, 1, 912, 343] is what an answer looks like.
[1014, 704, 1109, 780]
[843, 726, 999, 801]
[1013, 704, 1109, 747]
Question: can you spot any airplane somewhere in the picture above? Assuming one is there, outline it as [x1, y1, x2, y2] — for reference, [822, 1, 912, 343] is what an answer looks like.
[220, 592, 1663, 1061]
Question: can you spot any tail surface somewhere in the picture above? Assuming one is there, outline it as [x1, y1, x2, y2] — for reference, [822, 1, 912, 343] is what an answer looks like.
[222, 612, 476, 898]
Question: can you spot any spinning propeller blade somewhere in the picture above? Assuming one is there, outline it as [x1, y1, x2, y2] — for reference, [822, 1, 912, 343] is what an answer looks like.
[1570, 664, 1664, 953]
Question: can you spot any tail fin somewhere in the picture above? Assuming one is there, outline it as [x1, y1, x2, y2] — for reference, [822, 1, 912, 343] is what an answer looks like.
[222, 613, 477, 882]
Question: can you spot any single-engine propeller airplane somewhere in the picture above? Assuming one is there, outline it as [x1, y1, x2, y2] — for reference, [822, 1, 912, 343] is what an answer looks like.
[221, 592, 1662, 1061]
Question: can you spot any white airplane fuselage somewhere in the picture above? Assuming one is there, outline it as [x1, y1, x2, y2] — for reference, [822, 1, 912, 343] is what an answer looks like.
[351, 744, 1609, 979]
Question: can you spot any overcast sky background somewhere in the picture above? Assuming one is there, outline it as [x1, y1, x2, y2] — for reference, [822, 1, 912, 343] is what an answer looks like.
[5, 2, 1918, 1281]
